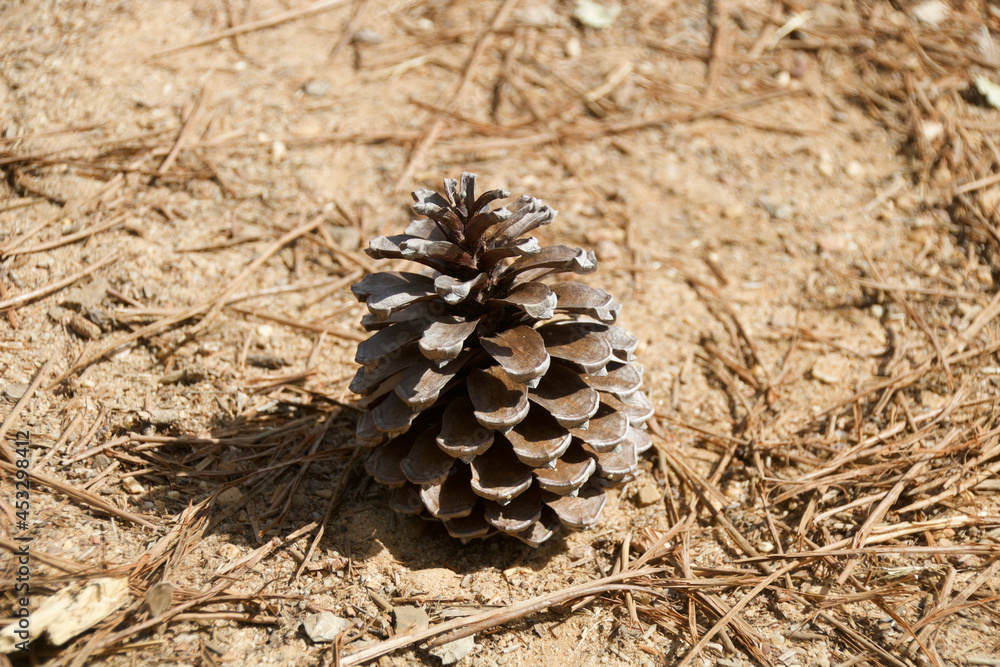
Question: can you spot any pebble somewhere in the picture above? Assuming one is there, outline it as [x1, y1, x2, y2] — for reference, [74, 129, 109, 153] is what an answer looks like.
[429, 635, 475, 665]
[145, 582, 175, 616]
[302, 611, 351, 643]
[817, 155, 835, 177]
[247, 352, 289, 370]
[62, 276, 108, 309]
[393, 605, 429, 634]
[634, 479, 661, 506]
[352, 29, 383, 45]
[123, 477, 146, 495]
[595, 239, 621, 261]
[722, 202, 746, 219]
[256, 324, 276, 340]
[48, 305, 72, 324]
[216, 487, 242, 505]
[818, 233, 846, 253]
[219, 543, 242, 560]
[303, 79, 331, 96]
[329, 225, 361, 250]
[4, 383, 29, 401]
[811, 354, 850, 384]
[912, 0, 949, 26]
[69, 313, 102, 340]
[921, 120, 944, 143]
[759, 196, 794, 220]
[145, 408, 181, 427]
[845, 161, 864, 179]
[565, 36, 582, 58]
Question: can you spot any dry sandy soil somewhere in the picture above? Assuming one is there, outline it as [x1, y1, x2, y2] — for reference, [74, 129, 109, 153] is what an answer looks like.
[3, 0, 1000, 665]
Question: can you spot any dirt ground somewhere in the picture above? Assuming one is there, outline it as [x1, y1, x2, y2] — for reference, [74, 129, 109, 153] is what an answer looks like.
[3, 0, 1000, 665]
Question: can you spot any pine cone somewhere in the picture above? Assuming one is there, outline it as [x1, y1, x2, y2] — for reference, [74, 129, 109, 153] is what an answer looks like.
[351, 173, 652, 546]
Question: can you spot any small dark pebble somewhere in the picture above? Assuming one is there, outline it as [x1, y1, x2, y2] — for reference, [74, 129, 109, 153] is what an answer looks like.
[247, 352, 289, 369]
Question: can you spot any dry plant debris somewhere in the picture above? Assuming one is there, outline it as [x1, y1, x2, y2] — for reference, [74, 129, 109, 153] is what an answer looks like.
[0, 0, 999, 666]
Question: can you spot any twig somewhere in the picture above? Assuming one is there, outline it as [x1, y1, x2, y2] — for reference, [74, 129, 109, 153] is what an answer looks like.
[0, 357, 56, 463]
[0, 173, 124, 257]
[0, 251, 119, 312]
[341, 567, 663, 666]
[0, 458, 157, 529]
[327, 0, 371, 61]
[159, 85, 211, 175]
[153, 0, 354, 55]
[393, 0, 520, 191]
[5, 212, 128, 257]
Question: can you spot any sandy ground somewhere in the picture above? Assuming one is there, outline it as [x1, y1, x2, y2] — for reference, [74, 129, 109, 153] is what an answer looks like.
[3, 0, 1000, 665]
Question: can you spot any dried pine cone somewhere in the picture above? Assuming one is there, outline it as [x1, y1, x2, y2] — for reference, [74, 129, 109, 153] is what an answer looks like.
[351, 173, 652, 546]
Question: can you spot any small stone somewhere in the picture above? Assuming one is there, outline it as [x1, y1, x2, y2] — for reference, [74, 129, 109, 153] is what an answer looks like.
[62, 276, 108, 309]
[329, 225, 361, 250]
[123, 477, 146, 495]
[145, 408, 180, 426]
[811, 354, 850, 384]
[921, 120, 944, 143]
[846, 161, 864, 179]
[217, 487, 242, 505]
[818, 233, 846, 253]
[595, 239, 621, 261]
[158, 370, 187, 385]
[634, 479, 661, 506]
[758, 540, 775, 553]
[68, 313, 102, 340]
[429, 634, 475, 665]
[271, 140, 286, 162]
[315, 488, 333, 499]
[4, 383, 29, 401]
[48, 305, 73, 324]
[870, 304, 884, 318]
[247, 352, 289, 369]
[302, 611, 351, 643]
[303, 79, 331, 96]
[722, 203, 746, 219]
[93, 454, 111, 469]
[565, 36, 582, 58]
[817, 154, 835, 177]
[394, 605, 429, 635]
[573, 0, 621, 29]
[759, 196, 793, 220]
[219, 543, 242, 560]
[912, 0, 949, 26]
[352, 29, 383, 45]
